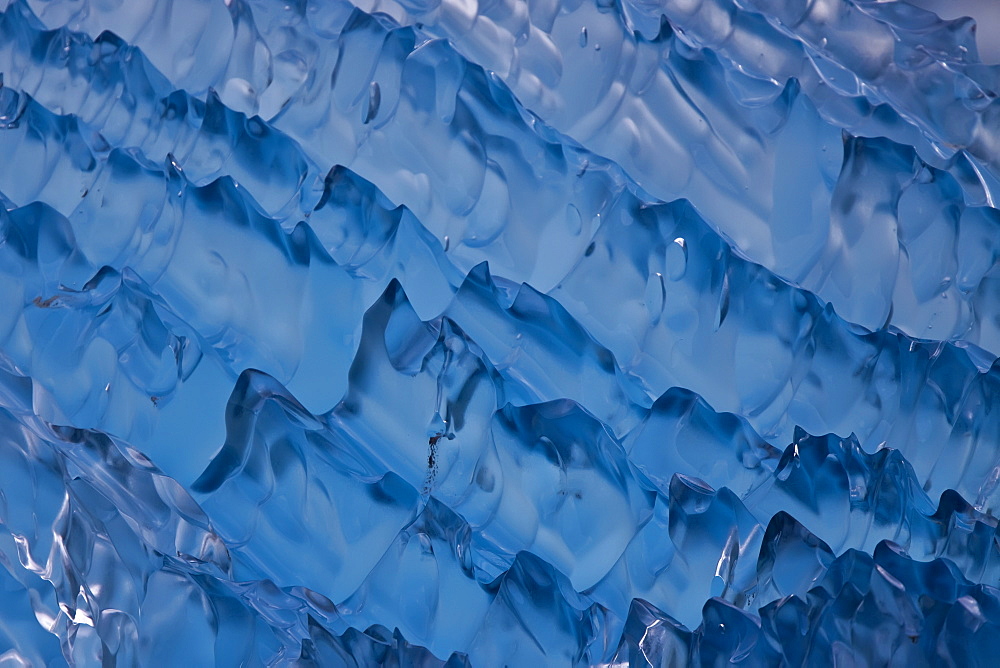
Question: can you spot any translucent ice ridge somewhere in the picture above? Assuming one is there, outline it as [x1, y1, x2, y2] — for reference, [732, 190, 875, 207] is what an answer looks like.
[1, 0, 1000, 664]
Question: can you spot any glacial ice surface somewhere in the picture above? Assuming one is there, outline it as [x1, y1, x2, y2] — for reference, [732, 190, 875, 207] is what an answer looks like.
[1, 0, 1000, 664]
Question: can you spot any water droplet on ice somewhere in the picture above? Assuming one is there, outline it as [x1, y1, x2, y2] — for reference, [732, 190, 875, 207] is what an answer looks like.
[666, 237, 687, 281]
[645, 272, 666, 325]
[579, 27, 588, 47]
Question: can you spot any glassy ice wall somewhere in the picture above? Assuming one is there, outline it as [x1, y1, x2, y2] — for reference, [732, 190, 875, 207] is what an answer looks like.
[1, 0, 1000, 664]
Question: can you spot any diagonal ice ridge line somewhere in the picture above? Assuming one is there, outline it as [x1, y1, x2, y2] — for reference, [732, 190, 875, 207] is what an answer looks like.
[11, 0, 1000, 362]
[7, 85, 1000, 519]
[283, 0, 1000, 349]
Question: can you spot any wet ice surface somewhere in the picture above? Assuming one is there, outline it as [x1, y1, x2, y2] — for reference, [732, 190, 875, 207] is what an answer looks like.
[1, 0, 1000, 665]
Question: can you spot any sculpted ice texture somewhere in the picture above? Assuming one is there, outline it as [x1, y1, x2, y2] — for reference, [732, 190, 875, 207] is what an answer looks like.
[301, 0, 1000, 346]
[2, 0, 1000, 664]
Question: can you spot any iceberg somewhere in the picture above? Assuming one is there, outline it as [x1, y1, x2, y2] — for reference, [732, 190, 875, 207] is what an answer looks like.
[1, 0, 999, 663]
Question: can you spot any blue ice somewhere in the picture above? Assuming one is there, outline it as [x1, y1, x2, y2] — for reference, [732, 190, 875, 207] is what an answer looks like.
[1, 0, 1000, 664]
